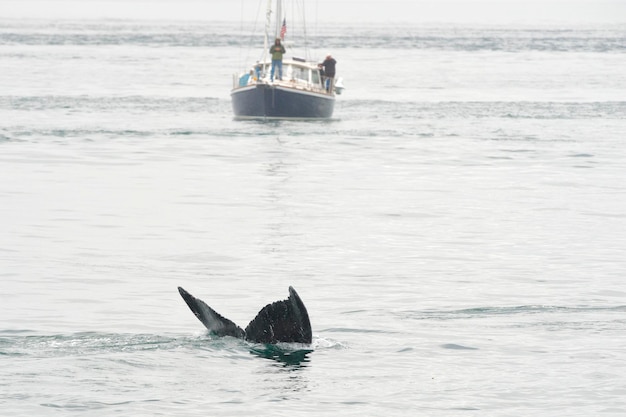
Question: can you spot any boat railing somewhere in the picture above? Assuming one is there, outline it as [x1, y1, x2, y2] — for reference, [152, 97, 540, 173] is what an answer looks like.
[232, 60, 336, 95]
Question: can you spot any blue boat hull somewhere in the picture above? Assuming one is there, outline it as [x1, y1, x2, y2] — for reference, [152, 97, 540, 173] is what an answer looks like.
[231, 83, 335, 119]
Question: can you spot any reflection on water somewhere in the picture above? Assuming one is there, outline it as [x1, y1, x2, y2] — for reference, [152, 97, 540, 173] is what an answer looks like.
[249, 343, 313, 367]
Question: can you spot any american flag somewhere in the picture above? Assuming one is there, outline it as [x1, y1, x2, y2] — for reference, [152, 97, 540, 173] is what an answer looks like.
[280, 18, 287, 40]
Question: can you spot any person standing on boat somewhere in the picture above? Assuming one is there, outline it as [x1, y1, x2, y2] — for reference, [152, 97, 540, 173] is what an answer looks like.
[269, 38, 286, 82]
[321, 54, 337, 92]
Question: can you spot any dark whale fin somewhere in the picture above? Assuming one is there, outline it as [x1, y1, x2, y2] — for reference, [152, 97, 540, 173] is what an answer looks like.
[178, 287, 245, 338]
[244, 286, 312, 344]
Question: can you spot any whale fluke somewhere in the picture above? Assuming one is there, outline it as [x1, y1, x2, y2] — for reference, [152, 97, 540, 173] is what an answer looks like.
[245, 286, 312, 344]
[178, 287, 245, 338]
[178, 286, 312, 344]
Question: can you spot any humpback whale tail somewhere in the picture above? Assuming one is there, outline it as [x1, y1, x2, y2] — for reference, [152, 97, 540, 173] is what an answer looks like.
[178, 286, 312, 344]
[178, 287, 245, 338]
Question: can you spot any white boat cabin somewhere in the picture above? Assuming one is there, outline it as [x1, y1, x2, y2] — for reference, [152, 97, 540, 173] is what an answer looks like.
[233, 58, 329, 94]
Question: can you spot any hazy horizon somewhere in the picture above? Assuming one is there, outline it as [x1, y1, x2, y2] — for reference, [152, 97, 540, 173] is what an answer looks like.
[1, 0, 625, 24]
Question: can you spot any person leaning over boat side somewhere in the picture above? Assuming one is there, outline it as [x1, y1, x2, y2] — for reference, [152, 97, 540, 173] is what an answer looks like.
[239, 70, 254, 86]
[321, 54, 337, 92]
[269, 38, 286, 82]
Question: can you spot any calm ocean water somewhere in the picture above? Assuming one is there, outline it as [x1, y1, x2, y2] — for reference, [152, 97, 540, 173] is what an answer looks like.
[1, 10, 626, 417]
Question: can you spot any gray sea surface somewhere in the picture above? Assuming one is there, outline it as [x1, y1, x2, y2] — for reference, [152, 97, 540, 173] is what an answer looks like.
[1, 11, 626, 417]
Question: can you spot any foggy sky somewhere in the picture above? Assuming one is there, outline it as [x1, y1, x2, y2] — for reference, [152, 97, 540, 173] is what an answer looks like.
[1, 0, 624, 24]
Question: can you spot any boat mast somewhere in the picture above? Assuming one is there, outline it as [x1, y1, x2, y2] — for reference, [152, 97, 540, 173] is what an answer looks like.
[275, 0, 283, 39]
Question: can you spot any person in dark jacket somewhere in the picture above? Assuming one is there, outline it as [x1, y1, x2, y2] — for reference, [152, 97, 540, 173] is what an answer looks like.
[321, 54, 337, 92]
[269, 38, 286, 82]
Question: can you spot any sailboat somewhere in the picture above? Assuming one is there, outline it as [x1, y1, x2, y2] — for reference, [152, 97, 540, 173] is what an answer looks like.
[230, 0, 339, 119]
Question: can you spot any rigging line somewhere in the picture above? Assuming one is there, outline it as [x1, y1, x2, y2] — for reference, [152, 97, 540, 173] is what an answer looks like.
[239, 0, 265, 71]
[238, 0, 245, 68]
[314, 0, 319, 48]
[250, 0, 265, 65]
[299, 0, 310, 61]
